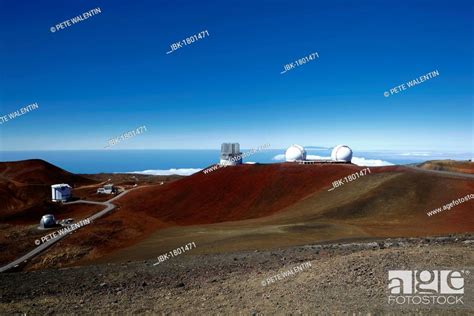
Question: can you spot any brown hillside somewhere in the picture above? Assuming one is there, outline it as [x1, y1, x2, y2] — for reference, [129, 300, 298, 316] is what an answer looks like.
[115, 163, 383, 224]
[0, 159, 96, 214]
[37, 164, 401, 265]
[417, 160, 474, 174]
[0, 159, 95, 185]
[92, 164, 472, 264]
[3, 161, 472, 270]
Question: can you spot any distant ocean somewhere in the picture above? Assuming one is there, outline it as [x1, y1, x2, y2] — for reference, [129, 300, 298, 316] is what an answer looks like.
[0, 149, 471, 175]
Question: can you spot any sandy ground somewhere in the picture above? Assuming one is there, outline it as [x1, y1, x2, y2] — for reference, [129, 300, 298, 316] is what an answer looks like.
[1, 235, 473, 315]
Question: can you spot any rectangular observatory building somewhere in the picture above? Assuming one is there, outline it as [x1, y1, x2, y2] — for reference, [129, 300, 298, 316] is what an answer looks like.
[51, 184, 72, 202]
[220, 143, 242, 166]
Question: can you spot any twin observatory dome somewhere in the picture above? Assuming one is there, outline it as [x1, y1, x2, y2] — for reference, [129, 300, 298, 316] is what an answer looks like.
[285, 144, 353, 163]
[218, 143, 353, 166]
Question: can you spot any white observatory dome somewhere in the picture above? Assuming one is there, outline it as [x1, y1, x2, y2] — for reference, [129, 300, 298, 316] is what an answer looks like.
[331, 145, 353, 162]
[40, 214, 57, 228]
[285, 144, 307, 162]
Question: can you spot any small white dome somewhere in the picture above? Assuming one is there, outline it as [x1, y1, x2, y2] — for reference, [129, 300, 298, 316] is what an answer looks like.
[331, 145, 352, 162]
[285, 144, 306, 162]
[40, 214, 56, 228]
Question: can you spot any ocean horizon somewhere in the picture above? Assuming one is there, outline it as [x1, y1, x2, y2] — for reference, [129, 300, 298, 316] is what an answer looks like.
[0, 149, 471, 175]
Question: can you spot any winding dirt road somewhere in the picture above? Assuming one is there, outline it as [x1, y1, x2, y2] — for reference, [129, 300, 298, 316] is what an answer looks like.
[0, 190, 131, 273]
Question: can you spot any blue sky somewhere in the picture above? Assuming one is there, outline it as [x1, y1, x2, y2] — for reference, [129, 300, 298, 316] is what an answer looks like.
[0, 0, 472, 152]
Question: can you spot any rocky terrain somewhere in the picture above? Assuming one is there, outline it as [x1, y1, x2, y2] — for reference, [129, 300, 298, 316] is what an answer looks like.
[1, 235, 473, 315]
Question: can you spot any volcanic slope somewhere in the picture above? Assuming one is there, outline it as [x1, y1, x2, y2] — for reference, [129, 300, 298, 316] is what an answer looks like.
[27, 162, 469, 268]
[115, 163, 374, 224]
[0, 159, 97, 219]
[94, 163, 473, 264]
[417, 160, 474, 174]
[27, 163, 363, 268]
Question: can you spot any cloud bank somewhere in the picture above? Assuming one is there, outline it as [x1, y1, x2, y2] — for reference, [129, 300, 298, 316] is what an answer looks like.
[272, 154, 286, 161]
[127, 168, 202, 176]
[350, 157, 394, 167]
[398, 152, 431, 156]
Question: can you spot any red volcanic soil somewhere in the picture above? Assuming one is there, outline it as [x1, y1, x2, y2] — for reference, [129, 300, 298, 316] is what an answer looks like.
[0, 203, 105, 267]
[34, 163, 376, 266]
[115, 163, 385, 225]
[1, 203, 104, 225]
[0, 159, 97, 216]
[4, 161, 473, 270]
[0, 160, 186, 269]
[70, 162, 472, 266]
[0, 159, 95, 186]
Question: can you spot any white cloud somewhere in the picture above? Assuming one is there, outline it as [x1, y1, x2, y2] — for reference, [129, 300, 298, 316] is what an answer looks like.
[306, 155, 331, 160]
[272, 154, 286, 161]
[398, 152, 431, 156]
[127, 168, 202, 176]
[351, 157, 394, 166]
